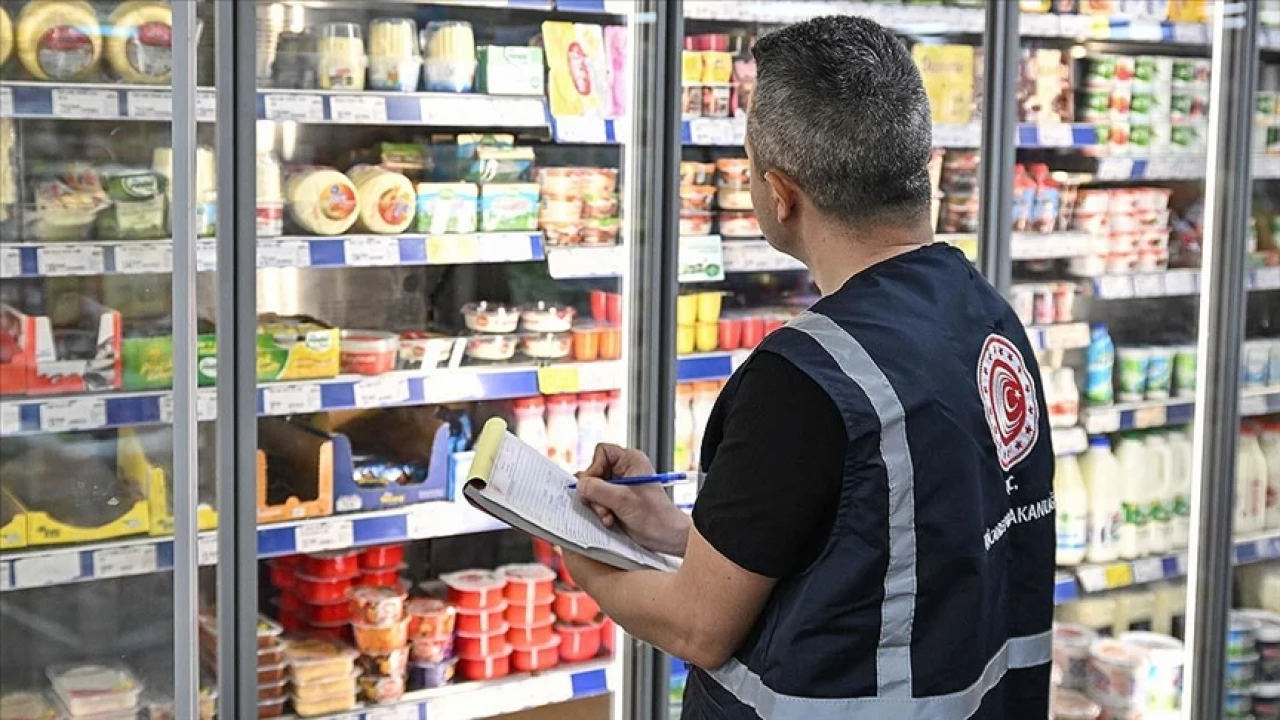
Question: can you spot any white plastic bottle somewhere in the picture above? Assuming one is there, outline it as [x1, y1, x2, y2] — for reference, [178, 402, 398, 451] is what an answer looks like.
[1051, 368, 1080, 428]
[1238, 426, 1270, 534]
[1080, 436, 1122, 564]
[674, 384, 695, 471]
[1055, 451, 1088, 566]
[512, 396, 548, 456]
[576, 392, 610, 472]
[1166, 429, 1193, 549]
[605, 390, 626, 447]
[1261, 421, 1280, 529]
[1143, 432, 1172, 555]
[1114, 434, 1149, 559]
[690, 381, 719, 471]
[546, 395, 579, 473]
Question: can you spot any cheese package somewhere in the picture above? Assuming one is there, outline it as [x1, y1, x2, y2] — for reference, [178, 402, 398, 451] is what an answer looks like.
[105, 1, 172, 84]
[912, 44, 975, 126]
[286, 167, 360, 236]
[479, 184, 539, 232]
[542, 22, 609, 117]
[0, 6, 13, 67]
[476, 46, 544, 96]
[16, 0, 103, 81]
[347, 164, 415, 234]
[416, 182, 478, 234]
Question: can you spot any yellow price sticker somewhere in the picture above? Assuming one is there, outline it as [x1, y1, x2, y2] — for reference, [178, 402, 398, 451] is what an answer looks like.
[427, 234, 479, 265]
[1103, 563, 1134, 589]
[1088, 16, 1111, 39]
[537, 366, 580, 396]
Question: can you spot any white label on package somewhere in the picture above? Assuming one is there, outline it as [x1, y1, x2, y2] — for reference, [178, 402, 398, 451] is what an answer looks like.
[1164, 270, 1198, 296]
[344, 236, 400, 266]
[1257, 266, 1280, 290]
[1097, 275, 1135, 299]
[257, 240, 310, 268]
[94, 545, 159, 579]
[1131, 557, 1164, 584]
[330, 95, 387, 124]
[263, 93, 324, 122]
[159, 395, 174, 424]
[1132, 274, 1164, 298]
[40, 399, 107, 432]
[0, 247, 20, 278]
[1036, 124, 1075, 148]
[296, 519, 354, 553]
[678, 235, 726, 283]
[262, 383, 323, 416]
[477, 233, 537, 263]
[353, 376, 410, 408]
[126, 90, 172, 119]
[52, 88, 119, 119]
[0, 562, 11, 592]
[0, 88, 12, 118]
[114, 242, 173, 273]
[14, 554, 81, 588]
[36, 245, 106, 276]
[198, 534, 218, 565]
[1, 403, 19, 436]
[577, 361, 622, 392]
[1084, 409, 1122, 435]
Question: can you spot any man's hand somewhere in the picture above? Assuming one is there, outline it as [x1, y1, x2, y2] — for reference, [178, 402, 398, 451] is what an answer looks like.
[575, 444, 692, 557]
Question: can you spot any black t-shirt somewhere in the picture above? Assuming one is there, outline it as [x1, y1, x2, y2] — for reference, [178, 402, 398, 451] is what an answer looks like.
[692, 351, 846, 579]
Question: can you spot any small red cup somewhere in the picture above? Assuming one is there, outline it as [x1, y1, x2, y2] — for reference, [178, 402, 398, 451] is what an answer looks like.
[717, 317, 742, 351]
[740, 316, 764, 348]
[605, 293, 622, 325]
[762, 316, 785, 336]
[590, 291, 608, 323]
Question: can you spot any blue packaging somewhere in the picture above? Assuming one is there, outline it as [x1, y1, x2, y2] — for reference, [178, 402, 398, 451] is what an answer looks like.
[1085, 324, 1115, 406]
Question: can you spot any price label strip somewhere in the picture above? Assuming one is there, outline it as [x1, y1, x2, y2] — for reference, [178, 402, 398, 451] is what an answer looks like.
[1164, 270, 1199, 296]
[36, 245, 106, 276]
[197, 388, 218, 421]
[1130, 557, 1165, 584]
[553, 116, 609, 144]
[353, 376, 411, 409]
[366, 706, 419, 720]
[1133, 404, 1168, 429]
[262, 383, 323, 416]
[257, 240, 310, 268]
[196, 240, 218, 272]
[1132, 274, 1165, 298]
[0, 87, 12, 118]
[296, 519, 354, 553]
[537, 366, 581, 396]
[1, 403, 19, 436]
[14, 553, 82, 589]
[198, 533, 218, 566]
[345, 236, 401, 266]
[94, 545, 159, 579]
[426, 234, 479, 265]
[0, 246, 20, 279]
[52, 88, 119, 119]
[1097, 274, 1135, 299]
[678, 235, 726, 283]
[263, 94, 325, 122]
[329, 95, 388, 124]
[196, 90, 217, 123]
[126, 90, 172, 119]
[40, 398, 108, 433]
[0, 561, 11, 592]
[114, 242, 173, 273]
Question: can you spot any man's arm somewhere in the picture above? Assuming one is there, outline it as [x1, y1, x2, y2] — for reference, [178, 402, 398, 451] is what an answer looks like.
[565, 528, 776, 669]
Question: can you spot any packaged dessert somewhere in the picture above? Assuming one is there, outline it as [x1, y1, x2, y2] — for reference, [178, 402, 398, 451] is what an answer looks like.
[513, 636, 562, 673]
[499, 563, 557, 605]
[480, 183, 540, 232]
[360, 544, 405, 570]
[521, 302, 576, 333]
[680, 211, 713, 236]
[258, 662, 287, 685]
[283, 636, 359, 683]
[582, 218, 620, 246]
[290, 689, 356, 718]
[305, 599, 354, 625]
[408, 598, 458, 638]
[719, 211, 760, 238]
[292, 668, 360, 703]
[409, 658, 457, 690]
[715, 158, 750, 185]
[318, 22, 366, 90]
[411, 634, 456, 663]
[339, 331, 399, 375]
[543, 22, 608, 117]
[506, 601, 555, 627]
[353, 617, 410, 654]
[47, 662, 142, 716]
[680, 185, 716, 212]
[521, 332, 572, 360]
[348, 585, 408, 625]
[358, 566, 404, 588]
[443, 569, 508, 609]
[462, 302, 520, 334]
[465, 334, 519, 361]
[296, 574, 356, 604]
[457, 647, 513, 681]
[557, 621, 604, 662]
[368, 18, 421, 92]
[415, 182, 479, 234]
[359, 673, 406, 704]
[457, 602, 509, 634]
[259, 695, 288, 718]
[681, 162, 715, 185]
[555, 585, 601, 624]
[257, 678, 287, 703]
[456, 627, 511, 661]
[508, 619, 555, 647]
[398, 333, 454, 370]
[0, 691, 59, 720]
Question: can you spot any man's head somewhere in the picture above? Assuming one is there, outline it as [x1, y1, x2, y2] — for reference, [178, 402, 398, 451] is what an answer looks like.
[746, 16, 934, 257]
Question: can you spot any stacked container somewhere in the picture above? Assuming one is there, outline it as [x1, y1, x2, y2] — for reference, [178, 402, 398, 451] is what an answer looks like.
[555, 583, 607, 664]
[283, 636, 359, 717]
[296, 551, 361, 642]
[500, 564, 563, 673]
[349, 580, 409, 705]
[444, 569, 514, 681]
[1070, 187, 1172, 276]
[199, 613, 286, 717]
[406, 597, 458, 689]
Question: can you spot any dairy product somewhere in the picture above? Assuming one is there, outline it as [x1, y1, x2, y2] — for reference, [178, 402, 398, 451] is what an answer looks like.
[1115, 347, 1149, 403]
[1056, 451, 1088, 566]
[605, 390, 625, 447]
[1051, 368, 1080, 428]
[1114, 434, 1149, 559]
[318, 22, 365, 90]
[546, 395, 578, 473]
[1166, 429, 1192, 548]
[105, 1, 172, 84]
[1081, 436, 1122, 564]
[16, 0, 102, 81]
[1262, 423, 1280, 529]
[1239, 426, 1270, 534]
[674, 384, 695, 472]
[368, 18, 420, 92]
[0, 6, 13, 66]
[1085, 325, 1115, 406]
[347, 165, 415, 235]
[258, 153, 284, 237]
[513, 397, 548, 457]
[576, 392, 609, 472]
[1143, 433, 1172, 554]
[286, 168, 360, 236]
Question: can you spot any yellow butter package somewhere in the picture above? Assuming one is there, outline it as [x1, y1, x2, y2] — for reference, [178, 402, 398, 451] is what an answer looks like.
[682, 51, 703, 85]
[543, 21, 608, 117]
[1168, 0, 1207, 22]
[912, 45, 975, 126]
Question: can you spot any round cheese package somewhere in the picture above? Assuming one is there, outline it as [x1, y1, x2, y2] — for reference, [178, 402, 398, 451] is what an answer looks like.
[16, 0, 103, 81]
[286, 168, 360, 236]
[348, 165, 415, 234]
[106, 1, 172, 84]
[0, 6, 14, 67]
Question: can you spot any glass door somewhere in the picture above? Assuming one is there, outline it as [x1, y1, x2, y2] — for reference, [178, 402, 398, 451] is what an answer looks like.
[0, 0, 209, 717]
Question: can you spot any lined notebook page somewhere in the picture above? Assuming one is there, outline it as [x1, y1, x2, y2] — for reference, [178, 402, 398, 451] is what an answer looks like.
[484, 434, 677, 571]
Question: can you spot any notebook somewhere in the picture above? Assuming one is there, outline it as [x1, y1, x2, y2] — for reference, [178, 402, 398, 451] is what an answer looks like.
[462, 417, 681, 573]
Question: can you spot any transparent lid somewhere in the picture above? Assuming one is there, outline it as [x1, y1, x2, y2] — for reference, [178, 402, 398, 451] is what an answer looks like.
[47, 662, 142, 702]
[322, 22, 363, 40]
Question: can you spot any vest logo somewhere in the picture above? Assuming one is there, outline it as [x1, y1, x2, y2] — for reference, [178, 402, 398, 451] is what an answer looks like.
[977, 334, 1040, 471]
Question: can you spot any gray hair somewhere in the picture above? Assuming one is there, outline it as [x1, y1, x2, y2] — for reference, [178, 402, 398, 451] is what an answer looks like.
[748, 15, 934, 226]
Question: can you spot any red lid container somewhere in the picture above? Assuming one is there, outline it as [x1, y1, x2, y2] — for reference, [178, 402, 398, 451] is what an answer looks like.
[512, 636, 562, 673]
[357, 566, 404, 588]
[268, 560, 297, 590]
[557, 621, 603, 662]
[553, 585, 600, 625]
[304, 599, 353, 625]
[277, 590, 303, 615]
[457, 647, 512, 681]
[359, 544, 405, 570]
[505, 601, 555, 628]
[307, 621, 350, 642]
[507, 619, 555, 647]
[456, 602, 508, 634]
[498, 564, 556, 606]
[295, 573, 357, 604]
[456, 626, 510, 660]
[441, 570, 507, 610]
[301, 551, 361, 579]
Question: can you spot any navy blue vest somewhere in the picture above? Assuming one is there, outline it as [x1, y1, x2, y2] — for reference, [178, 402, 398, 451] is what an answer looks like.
[682, 244, 1055, 720]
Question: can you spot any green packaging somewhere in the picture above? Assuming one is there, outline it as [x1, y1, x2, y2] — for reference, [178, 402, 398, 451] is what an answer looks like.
[122, 334, 218, 390]
[476, 46, 545, 96]
[479, 184, 540, 232]
[97, 169, 169, 240]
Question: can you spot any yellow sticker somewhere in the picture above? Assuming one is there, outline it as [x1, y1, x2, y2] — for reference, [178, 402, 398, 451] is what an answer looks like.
[537, 366, 580, 396]
[1104, 563, 1134, 589]
[427, 234, 479, 265]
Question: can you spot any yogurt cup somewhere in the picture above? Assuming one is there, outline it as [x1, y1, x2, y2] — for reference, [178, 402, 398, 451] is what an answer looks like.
[1144, 346, 1174, 400]
[1087, 639, 1147, 709]
[1115, 347, 1150, 402]
[1173, 345, 1197, 398]
[1226, 690, 1253, 716]
[1052, 689, 1101, 719]
[1228, 653, 1260, 691]
[1118, 631, 1183, 711]
[1054, 623, 1097, 692]
[1229, 614, 1263, 657]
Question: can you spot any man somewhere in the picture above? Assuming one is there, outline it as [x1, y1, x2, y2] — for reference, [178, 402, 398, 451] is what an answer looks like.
[566, 15, 1056, 720]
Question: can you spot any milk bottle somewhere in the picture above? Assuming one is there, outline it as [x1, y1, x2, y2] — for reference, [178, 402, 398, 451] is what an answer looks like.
[1238, 426, 1270, 534]
[1167, 429, 1193, 549]
[1055, 451, 1088, 566]
[1261, 422, 1280, 529]
[1085, 324, 1115, 406]
[1144, 432, 1173, 554]
[1114, 434, 1149, 559]
[1081, 436, 1122, 564]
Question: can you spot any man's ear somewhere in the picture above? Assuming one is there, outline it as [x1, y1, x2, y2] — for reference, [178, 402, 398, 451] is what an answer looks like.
[763, 169, 799, 224]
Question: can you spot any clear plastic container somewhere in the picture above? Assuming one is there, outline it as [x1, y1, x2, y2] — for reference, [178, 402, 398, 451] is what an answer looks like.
[283, 636, 359, 683]
[462, 301, 520, 334]
[47, 663, 142, 716]
[422, 21, 477, 93]
[0, 691, 60, 720]
[290, 668, 360, 703]
[319, 22, 367, 90]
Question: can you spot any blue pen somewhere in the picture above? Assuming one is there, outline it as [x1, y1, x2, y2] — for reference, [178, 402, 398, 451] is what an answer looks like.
[567, 472, 690, 490]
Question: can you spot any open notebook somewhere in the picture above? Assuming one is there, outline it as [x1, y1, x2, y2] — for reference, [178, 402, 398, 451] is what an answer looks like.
[463, 418, 681, 572]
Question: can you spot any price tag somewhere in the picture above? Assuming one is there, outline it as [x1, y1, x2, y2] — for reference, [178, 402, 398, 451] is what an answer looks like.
[36, 245, 106, 276]
[1084, 409, 1122, 434]
[93, 545, 158, 579]
[1104, 563, 1134, 588]
[0, 87, 13, 118]
[295, 519, 354, 553]
[1241, 393, 1269, 417]
[678, 235, 726, 283]
[1165, 270, 1198, 296]
[366, 706, 418, 720]
[343, 236, 400, 266]
[1174, 553, 1188, 576]
[114, 242, 172, 273]
[198, 533, 218, 565]
[477, 233, 538, 263]
[0, 246, 20, 278]
[1097, 275, 1135, 299]
[730, 349, 752, 372]
[1173, 22, 1208, 44]
[1, 403, 19, 436]
[197, 388, 218, 421]
[196, 240, 218, 272]
[14, 554, 81, 588]
[552, 116, 606, 143]
[52, 88, 119, 119]
[1095, 157, 1135, 180]
[729, 116, 747, 146]
[1265, 536, 1280, 558]
[1043, 323, 1090, 350]
[426, 234, 480, 265]
[1131, 557, 1165, 584]
[1037, 124, 1076, 148]
[1132, 274, 1165, 298]
[262, 383, 323, 416]
[422, 372, 484, 403]
[263, 94, 324, 122]
[1256, 266, 1280, 290]
[407, 502, 493, 540]
[1134, 404, 1168, 428]
[0, 561, 11, 592]
[672, 479, 699, 508]
[420, 97, 480, 127]
[688, 117, 721, 146]
[538, 366, 581, 395]
[1128, 20, 1164, 41]
[257, 240, 309, 268]
[126, 90, 172, 119]
[159, 395, 174, 424]
[353, 376, 410, 408]
[578, 361, 622, 392]
[196, 90, 217, 122]
[329, 95, 387, 124]
[1020, 12, 1061, 36]
[40, 398, 107, 432]
[934, 123, 981, 148]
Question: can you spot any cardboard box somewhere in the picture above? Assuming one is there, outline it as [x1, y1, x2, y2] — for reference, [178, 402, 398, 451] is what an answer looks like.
[117, 429, 218, 536]
[332, 422, 451, 514]
[258, 418, 335, 524]
[476, 46, 545, 96]
[121, 334, 219, 390]
[0, 298, 122, 396]
[257, 315, 340, 382]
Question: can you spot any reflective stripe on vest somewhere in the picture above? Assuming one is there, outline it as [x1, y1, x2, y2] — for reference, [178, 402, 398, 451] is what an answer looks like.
[789, 311, 919, 697]
[704, 630, 1052, 720]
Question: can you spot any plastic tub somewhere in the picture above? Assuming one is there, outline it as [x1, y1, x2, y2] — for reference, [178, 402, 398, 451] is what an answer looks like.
[456, 626, 510, 660]
[695, 322, 718, 352]
[1230, 613, 1263, 656]
[715, 158, 750, 185]
[352, 617, 410, 654]
[557, 622, 603, 662]
[291, 668, 360, 703]
[680, 162, 715, 185]
[1086, 639, 1146, 708]
[601, 617, 616, 653]
[358, 646, 410, 678]
[505, 601, 554, 627]
[258, 695, 287, 718]
[279, 611, 307, 634]
[301, 551, 361, 579]
[679, 211, 713, 236]
[47, 663, 143, 716]
[457, 647, 512, 681]
[360, 545, 405, 570]
[0, 692, 58, 720]
[409, 658, 457, 690]
[307, 621, 350, 642]
[456, 602, 509, 634]
[357, 566, 404, 588]
[554, 586, 601, 624]
[716, 184, 753, 211]
[411, 634, 455, 663]
[521, 302, 575, 333]
[259, 643, 286, 668]
[290, 688, 357, 718]
[359, 673, 406, 704]
[258, 661, 287, 685]
[257, 678, 287, 703]
[283, 637, 359, 683]
[277, 590, 302, 615]
[600, 326, 622, 360]
[408, 598, 457, 638]
[462, 302, 519, 334]
[465, 334, 519, 361]
[339, 331, 399, 375]
[1053, 623, 1097, 692]
[500, 564, 556, 605]
[442, 570, 508, 610]
[295, 574, 356, 604]
[717, 317, 742, 351]
[1227, 653, 1259, 690]
[679, 185, 716, 212]
[572, 325, 601, 361]
[719, 211, 761, 238]
[520, 332, 572, 360]
[512, 636, 562, 672]
[368, 56, 422, 93]
[305, 599, 353, 625]
[348, 585, 408, 625]
[507, 619, 555, 647]
[268, 560, 297, 589]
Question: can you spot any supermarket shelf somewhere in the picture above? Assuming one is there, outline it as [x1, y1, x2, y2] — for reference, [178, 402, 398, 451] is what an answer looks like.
[1054, 530, 1280, 605]
[0, 354, 735, 437]
[545, 245, 626, 279]
[1010, 231, 1100, 261]
[0, 82, 218, 122]
[1090, 155, 1280, 182]
[1025, 323, 1090, 352]
[1051, 426, 1089, 456]
[721, 240, 806, 273]
[0, 502, 505, 591]
[1080, 386, 1280, 434]
[0, 233, 546, 279]
[1087, 267, 1280, 299]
